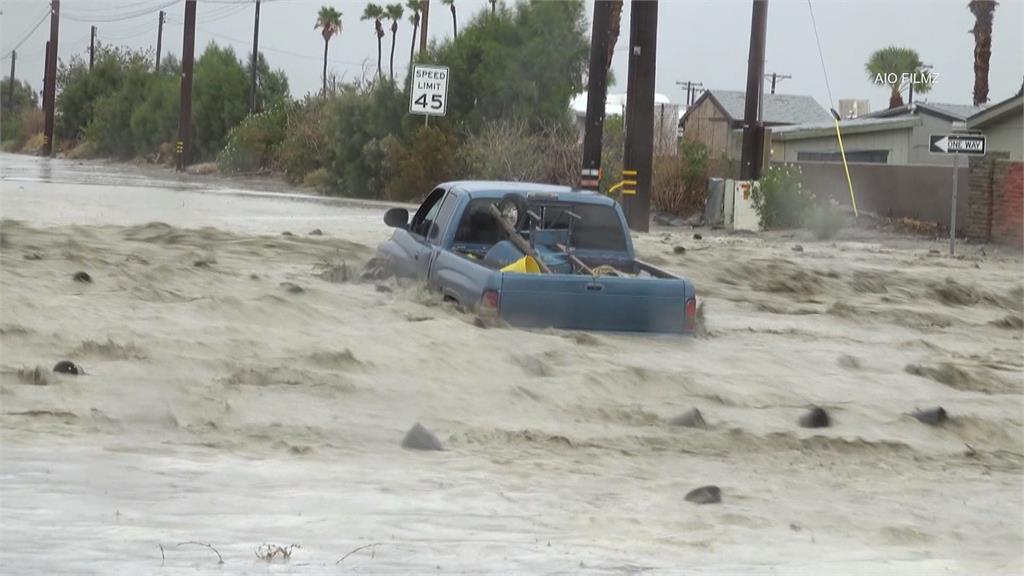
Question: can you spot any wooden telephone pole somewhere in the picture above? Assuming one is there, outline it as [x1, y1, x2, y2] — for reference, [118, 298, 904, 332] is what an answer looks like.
[249, 0, 261, 114]
[89, 25, 96, 70]
[42, 0, 60, 157]
[579, 0, 614, 191]
[739, 0, 768, 180]
[6, 51, 16, 119]
[156, 10, 165, 72]
[176, 0, 197, 171]
[620, 0, 659, 232]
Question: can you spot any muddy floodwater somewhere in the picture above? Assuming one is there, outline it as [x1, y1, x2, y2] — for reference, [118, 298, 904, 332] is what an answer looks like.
[1, 154, 1022, 574]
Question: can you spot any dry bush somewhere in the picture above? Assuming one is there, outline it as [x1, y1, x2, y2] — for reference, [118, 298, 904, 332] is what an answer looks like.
[255, 543, 300, 562]
[459, 119, 581, 186]
[651, 140, 710, 216]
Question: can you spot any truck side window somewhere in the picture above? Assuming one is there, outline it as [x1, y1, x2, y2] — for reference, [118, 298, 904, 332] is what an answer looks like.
[428, 192, 459, 244]
[410, 188, 446, 238]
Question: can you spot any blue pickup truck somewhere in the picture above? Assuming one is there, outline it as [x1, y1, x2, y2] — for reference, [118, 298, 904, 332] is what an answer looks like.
[374, 181, 697, 334]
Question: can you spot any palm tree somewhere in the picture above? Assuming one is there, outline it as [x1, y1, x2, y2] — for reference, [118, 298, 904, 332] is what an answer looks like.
[385, 4, 404, 81]
[362, 3, 386, 79]
[968, 0, 998, 105]
[441, 0, 457, 40]
[315, 6, 343, 95]
[406, 0, 421, 78]
[865, 46, 929, 109]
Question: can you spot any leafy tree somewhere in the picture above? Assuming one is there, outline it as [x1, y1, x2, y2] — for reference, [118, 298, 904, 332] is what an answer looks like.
[385, 4, 404, 80]
[255, 52, 290, 110]
[56, 44, 151, 140]
[192, 43, 249, 160]
[315, 6, 343, 95]
[362, 3, 386, 80]
[442, 0, 457, 39]
[968, 0, 998, 105]
[1, 77, 39, 144]
[428, 0, 587, 131]
[323, 81, 405, 198]
[865, 46, 930, 109]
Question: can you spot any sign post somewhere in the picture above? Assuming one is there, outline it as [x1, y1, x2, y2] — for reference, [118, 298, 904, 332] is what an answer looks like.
[929, 133, 986, 256]
[409, 64, 449, 124]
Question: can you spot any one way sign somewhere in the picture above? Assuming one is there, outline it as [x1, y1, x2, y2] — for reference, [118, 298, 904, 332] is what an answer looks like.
[929, 133, 986, 156]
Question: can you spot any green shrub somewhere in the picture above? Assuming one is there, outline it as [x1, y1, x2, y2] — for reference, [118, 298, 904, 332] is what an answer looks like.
[750, 163, 814, 229]
[277, 97, 328, 184]
[322, 81, 405, 198]
[1, 77, 38, 145]
[385, 126, 460, 201]
[192, 44, 250, 161]
[86, 66, 176, 159]
[217, 105, 286, 174]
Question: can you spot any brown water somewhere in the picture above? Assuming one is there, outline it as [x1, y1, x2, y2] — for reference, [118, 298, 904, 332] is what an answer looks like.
[1, 154, 1022, 574]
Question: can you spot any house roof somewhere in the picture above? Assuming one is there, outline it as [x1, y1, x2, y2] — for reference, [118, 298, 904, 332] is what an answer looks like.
[772, 116, 920, 141]
[862, 101, 987, 122]
[683, 89, 832, 126]
[570, 92, 673, 117]
[967, 94, 1023, 129]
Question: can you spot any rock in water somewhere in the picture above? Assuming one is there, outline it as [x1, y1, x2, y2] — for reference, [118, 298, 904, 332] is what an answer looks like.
[799, 407, 830, 428]
[791, 245, 804, 253]
[692, 233, 703, 240]
[911, 407, 948, 426]
[673, 246, 686, 255]
[668, 408, 706, 429]
[402, 423, 443, 451]
[309, 229, 324, 236]
[72, 271, 92, 283]
[685, 485, 721, 504]
[52, 360, 81, 375]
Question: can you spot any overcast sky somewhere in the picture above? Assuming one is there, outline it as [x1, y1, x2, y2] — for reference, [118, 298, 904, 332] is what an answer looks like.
[2, 0, 1022, 114]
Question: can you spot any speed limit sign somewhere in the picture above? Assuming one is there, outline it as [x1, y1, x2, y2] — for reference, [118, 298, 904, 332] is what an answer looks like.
[409, 64, 449, 117]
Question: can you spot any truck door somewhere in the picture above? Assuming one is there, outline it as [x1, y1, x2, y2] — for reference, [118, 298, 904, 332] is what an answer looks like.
[395, 187, 451, 280]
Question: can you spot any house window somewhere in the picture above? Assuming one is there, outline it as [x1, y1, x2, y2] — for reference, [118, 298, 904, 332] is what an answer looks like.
[797, 150, 889, 163]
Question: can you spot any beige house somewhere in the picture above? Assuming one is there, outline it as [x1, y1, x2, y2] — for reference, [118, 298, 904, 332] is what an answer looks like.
[772, 102, 988, 166]
[967, 93, 1023, 160]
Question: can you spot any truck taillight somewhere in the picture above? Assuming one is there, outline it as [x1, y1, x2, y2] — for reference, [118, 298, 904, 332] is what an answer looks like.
[481, 289, 500, 312]
[684, 298, 697, 333]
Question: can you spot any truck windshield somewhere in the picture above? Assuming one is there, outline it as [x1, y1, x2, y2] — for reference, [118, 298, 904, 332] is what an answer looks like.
[453, 198, 627, 252]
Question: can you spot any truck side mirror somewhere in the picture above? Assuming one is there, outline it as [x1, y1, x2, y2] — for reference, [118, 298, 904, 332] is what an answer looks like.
[384, 208, 409, 228]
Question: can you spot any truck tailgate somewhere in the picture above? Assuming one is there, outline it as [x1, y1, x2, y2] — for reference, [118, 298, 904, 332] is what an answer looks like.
[498, 273, 693, 333]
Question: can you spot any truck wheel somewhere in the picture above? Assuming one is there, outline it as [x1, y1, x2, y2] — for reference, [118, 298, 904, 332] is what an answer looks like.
[495, 193, 528, 230]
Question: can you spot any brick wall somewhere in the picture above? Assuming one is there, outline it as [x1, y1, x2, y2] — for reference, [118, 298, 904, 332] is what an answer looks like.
[992, 161, 1023, 246]
[966, 152, 1023, 247]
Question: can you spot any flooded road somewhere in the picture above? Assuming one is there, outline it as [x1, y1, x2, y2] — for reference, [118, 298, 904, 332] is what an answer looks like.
[1, 154, 1022, 574]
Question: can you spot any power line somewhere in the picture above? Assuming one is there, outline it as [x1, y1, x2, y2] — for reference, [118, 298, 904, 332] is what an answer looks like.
[63, 0, 178, 24]
[806, 0, 834, 107]
[2, 8, 51, 56]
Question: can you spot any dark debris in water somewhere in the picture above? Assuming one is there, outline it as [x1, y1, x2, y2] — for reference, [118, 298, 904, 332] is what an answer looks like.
[910, 407, 948, 426]
[799, 407, 830, 428]
[402, 423, 444, 451]
[72, 271, 92, 283]
[52, 360, 82, 375]
[685, 485, 721, 504]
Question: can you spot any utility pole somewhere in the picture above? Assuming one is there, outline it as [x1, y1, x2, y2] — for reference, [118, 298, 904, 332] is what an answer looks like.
[89, 25, 96, 70]
[765, 72, 790, 94]
[249, 0, 261, 114]
[7, 51, 16, 119]
[419, 0, 430, 56]
[42, 0, 60, 157]
[621, 0, 658, 232]
[676, 80, 703, 106]
[580, 0, 614, 190]
[739, 0, 768, 181]
[42, 41, 50, 116]
[176, 0, 197, 171]
[156, 10, 164, 72]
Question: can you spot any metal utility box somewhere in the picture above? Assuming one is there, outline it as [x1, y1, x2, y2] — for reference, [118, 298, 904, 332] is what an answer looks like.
[705, 178, 726, 226]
